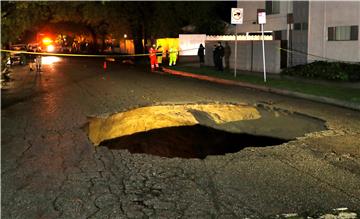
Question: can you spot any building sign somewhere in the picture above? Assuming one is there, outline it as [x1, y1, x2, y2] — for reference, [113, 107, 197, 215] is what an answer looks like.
[231, 8, 243, 24]
[258, 11, 266, 24]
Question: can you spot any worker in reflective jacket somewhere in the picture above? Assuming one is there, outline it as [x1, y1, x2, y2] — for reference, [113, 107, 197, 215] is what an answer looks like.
[149, 44, 159, 71]
[156, 45, 163, 66]
[169, 46, 178, 66]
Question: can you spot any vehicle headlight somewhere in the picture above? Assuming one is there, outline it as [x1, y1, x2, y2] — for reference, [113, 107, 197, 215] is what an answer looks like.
[47, 45, 55, 52]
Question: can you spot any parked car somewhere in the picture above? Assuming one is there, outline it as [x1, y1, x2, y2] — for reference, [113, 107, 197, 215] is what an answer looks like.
[8, 44, 27, 65]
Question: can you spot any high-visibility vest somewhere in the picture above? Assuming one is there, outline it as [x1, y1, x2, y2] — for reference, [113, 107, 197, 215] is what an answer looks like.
[149, 47, 157, 58]
[169, 47, 177, 57]
[156, 47, 163, 57]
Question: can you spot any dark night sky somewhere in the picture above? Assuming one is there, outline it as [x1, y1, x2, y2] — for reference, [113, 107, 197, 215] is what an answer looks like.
[216, 1, 238, 22]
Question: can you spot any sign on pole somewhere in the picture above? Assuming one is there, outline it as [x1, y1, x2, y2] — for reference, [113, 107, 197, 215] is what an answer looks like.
[257, 10, 267, 82]
[258, 11, 266, 24]
[231, 8, 243, 78]
[231, 8, 243, 24]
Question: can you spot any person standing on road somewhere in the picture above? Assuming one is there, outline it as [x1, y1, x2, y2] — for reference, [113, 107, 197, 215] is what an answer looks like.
[212, 44, 218, 69]
[156, 45, 163, 67]
[169, 45, 178, 66]
[20, 46, 27, 65]
[197, 44, 205, 67]
[35, 47, 42, 73]
[215, 42, 224, 71]
[27, 46, 36, 71]
[149, 44, 159, 72]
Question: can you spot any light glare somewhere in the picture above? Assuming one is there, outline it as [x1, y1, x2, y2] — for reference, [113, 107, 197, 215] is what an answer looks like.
[42, 56, 61, 65]
[47, 45, 55, 52]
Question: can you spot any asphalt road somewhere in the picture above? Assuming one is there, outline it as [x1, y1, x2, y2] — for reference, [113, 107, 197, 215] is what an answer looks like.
[2, 57, 360, 218]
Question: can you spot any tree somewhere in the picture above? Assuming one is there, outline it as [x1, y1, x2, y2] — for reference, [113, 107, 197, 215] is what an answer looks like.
[50, 2, 106, 52]
[1, 1, 52, 45]
[1, 1, 227, 53]
[182, 2, 227, 34]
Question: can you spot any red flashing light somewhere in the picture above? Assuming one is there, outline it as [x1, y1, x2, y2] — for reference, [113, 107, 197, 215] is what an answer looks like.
[42, 37, 53, 45]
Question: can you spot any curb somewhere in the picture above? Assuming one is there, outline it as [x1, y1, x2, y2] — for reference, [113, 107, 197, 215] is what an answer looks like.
[162, 67, 360, 111]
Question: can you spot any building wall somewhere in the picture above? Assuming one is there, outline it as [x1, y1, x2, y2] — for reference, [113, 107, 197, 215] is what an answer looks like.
[204, 40, 281, 73]
[291, 1, 309, 66]
[307, 1, 360, 62]
[234, 1, 360, 64]
[233, 1, 292, 33]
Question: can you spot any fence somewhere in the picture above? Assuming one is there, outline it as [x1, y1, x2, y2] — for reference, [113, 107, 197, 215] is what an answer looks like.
[206, 35, 273, 41]
[204, 40, 281, 73]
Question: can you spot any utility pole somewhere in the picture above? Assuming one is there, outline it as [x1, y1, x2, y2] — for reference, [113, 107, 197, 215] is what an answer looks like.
[235, 25, 238, 77]
[261, 23, 266, 82]
[258, 9, 267, 82]
[231, 8, 243, 78]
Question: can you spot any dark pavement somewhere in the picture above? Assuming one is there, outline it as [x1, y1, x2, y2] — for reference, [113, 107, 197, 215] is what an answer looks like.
[1, 57, 360, 218]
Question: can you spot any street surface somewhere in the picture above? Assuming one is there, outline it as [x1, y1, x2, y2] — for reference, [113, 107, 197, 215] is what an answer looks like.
[2, 57, 360, 218]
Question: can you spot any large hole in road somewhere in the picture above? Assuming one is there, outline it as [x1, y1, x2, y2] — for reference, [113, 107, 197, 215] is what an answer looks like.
[100, 125, 287, 159]
[88, 103, 326, 159]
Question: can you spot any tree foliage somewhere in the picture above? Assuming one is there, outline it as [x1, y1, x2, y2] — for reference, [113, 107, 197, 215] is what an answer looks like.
[1, 1, 52, 44]
[1, 1, 227, 52]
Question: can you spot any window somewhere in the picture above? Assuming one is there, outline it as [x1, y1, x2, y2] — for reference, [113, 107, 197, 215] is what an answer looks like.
[350, 26, 359, 40]
[294, 23, 301, 30]
[294, 23, 308, 31]
[328, 25, 358, 41]
[266, 1, 280, 15]
[274, 30, 282, 40]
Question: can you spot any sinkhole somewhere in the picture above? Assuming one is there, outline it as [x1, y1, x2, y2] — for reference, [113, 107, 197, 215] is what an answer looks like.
[100, 124, 288, 159]
[87, 103, 326, 159]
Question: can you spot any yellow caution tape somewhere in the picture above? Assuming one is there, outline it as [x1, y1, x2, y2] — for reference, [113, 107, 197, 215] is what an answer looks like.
[0, 47, 199, 58]
[0, 49, 147, 57]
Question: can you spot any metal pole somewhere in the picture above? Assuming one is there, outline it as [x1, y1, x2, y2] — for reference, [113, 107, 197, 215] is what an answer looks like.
[234, 25, 238, 77]
[261, 24, 266, 82]
[251, 40, 253, 72]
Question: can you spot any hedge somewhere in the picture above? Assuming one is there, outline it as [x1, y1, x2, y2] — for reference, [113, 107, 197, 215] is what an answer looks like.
[281, 61, 360, 82]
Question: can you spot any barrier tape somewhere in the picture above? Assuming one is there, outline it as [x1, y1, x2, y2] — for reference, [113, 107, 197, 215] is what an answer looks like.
[0, 47, 199, 58]
[3, 46, 356, 64]
[277, 47, 357, 63]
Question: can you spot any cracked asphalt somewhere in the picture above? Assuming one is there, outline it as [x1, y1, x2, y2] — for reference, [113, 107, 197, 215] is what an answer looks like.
[1, 57, 360, 218]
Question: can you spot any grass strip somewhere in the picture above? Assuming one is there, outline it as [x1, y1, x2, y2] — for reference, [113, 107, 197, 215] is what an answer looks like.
[171, 66, 360, 104]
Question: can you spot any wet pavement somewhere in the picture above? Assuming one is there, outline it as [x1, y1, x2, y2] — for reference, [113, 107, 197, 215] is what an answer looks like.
[1, 57, 360, 218]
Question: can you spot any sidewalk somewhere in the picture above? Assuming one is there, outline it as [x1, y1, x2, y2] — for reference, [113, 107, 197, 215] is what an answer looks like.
[161, 65, 360, 111]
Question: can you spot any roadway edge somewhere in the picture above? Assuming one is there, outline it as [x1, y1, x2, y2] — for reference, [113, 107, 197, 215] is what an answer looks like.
[161, 67, 360, 111]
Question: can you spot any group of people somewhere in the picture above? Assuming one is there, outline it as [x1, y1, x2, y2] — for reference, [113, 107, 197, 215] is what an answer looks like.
[198, 42, 229, 71]
[148, 44, 178, 71]
[198, 42, 231, 71]
[150, 41, 230, 72]
[212, 42, 225, 71]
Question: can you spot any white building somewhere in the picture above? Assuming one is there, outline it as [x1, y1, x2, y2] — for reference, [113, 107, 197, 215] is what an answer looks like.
[233, 1, 360, 66]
